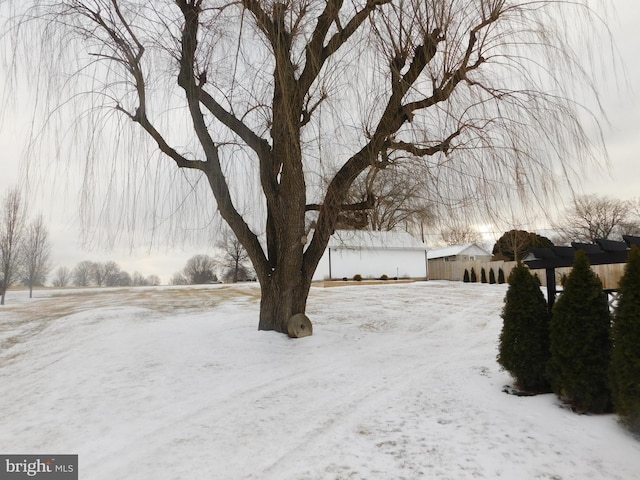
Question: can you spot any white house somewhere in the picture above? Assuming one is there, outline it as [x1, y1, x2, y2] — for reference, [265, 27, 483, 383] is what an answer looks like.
[312, 230, 428, 281]
[426, 243, 492, 263]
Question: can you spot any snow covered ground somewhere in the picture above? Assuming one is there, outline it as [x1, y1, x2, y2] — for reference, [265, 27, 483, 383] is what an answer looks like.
[1, 281, 638, 479]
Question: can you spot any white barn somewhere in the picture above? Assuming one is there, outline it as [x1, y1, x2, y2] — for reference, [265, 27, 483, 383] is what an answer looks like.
[312, 230, 428, 281]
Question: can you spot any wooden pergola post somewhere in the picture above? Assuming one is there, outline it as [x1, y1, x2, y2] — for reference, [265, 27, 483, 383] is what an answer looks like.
[546, 267, 556, 311]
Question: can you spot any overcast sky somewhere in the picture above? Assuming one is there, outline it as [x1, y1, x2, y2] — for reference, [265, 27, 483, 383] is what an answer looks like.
[1, 1, 639, 284]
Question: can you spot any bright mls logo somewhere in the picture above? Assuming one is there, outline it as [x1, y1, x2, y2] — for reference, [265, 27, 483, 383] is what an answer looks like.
[0, 455, 77, 480]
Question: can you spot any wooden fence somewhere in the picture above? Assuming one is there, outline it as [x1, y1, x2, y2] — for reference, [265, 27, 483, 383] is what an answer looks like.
[428, 259, 626, 290]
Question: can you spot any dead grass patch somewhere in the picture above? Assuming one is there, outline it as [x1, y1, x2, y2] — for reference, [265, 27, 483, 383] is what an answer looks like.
[0, 285, 261, 360]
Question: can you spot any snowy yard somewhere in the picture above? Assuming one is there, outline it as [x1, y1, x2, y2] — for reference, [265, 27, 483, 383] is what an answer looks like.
[1, 281, 638, 479]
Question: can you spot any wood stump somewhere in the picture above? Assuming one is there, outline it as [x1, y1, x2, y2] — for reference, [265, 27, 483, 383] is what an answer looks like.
[287, 313, 313, 338]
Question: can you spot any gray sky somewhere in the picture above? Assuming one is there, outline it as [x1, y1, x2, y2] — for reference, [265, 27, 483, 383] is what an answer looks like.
[1, 1, 639, 284]
[581, 1, 640, 201]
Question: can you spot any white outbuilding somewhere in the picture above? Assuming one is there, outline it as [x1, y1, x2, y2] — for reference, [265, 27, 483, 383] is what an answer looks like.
[426, 243, 492, 263]
[312, 230, 428, 281]
[425, 243, 493, 280]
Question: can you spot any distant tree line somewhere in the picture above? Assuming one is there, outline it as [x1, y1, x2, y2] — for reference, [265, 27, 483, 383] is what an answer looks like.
[170, 228, 255, 286]
[2, 188, 260, 302]
[554, 195, 640, 244]
[51, 261, 160, 288]
[1, 187, 166, 303]
[170, 253, 254, 286]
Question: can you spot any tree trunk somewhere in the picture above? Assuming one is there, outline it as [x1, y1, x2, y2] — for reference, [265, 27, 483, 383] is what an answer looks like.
[258, 273, 312, 334]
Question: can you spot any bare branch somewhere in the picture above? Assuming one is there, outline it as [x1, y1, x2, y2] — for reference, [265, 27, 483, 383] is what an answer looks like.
[305, 193, 375, 212]
[389, 129, 462, 157]
[299, 0, 393, 94]
[198, 90, 271, 160]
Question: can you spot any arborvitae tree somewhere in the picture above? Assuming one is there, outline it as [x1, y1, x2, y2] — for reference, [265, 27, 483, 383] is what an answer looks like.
[548, 250, 612, 413]
[470, 268, 477, 283]
[610, 245, 640, 432]
[498, 268, 506, 284]
[489, 268, 496, 284]
[463, 269, 470, 283]
[498, 263, 551, 392]
[481, 267, 487, 283]
[533, 272, 541, 286]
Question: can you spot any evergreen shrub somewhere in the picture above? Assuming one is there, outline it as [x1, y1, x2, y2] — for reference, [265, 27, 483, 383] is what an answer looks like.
[489, 268, 496, 284]
[353, 274, 363, 281]
[470, 268, 477, 283]
[498, 268, 505, 284]
[498, 263, 551, 392]
[481, 268, 487, 283]
[548, 250, 612, 413]
[463, 269, 470, 283]
[610, 245, 640, 432]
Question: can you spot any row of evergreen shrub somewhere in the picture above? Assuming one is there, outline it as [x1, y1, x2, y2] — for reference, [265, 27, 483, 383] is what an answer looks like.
[463, 267, 506, 284]
[498, 246, 640, 433]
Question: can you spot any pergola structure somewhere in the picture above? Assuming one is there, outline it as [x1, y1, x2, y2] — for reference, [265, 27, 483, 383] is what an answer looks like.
[524, 235, 640, 310]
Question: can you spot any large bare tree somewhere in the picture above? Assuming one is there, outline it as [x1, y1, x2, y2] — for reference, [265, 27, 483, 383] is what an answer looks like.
[218, 227, 252, 283]
[0, 188, 26, 305]
[101, 260, 122, 287]
[22, 214, 52, 298]
[52, 266, 72, 287]
[8, 1, 611, 333]
[183, 254, 218, 284]
[72, 260, 95, 287]
[554, 194, 640, 243]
